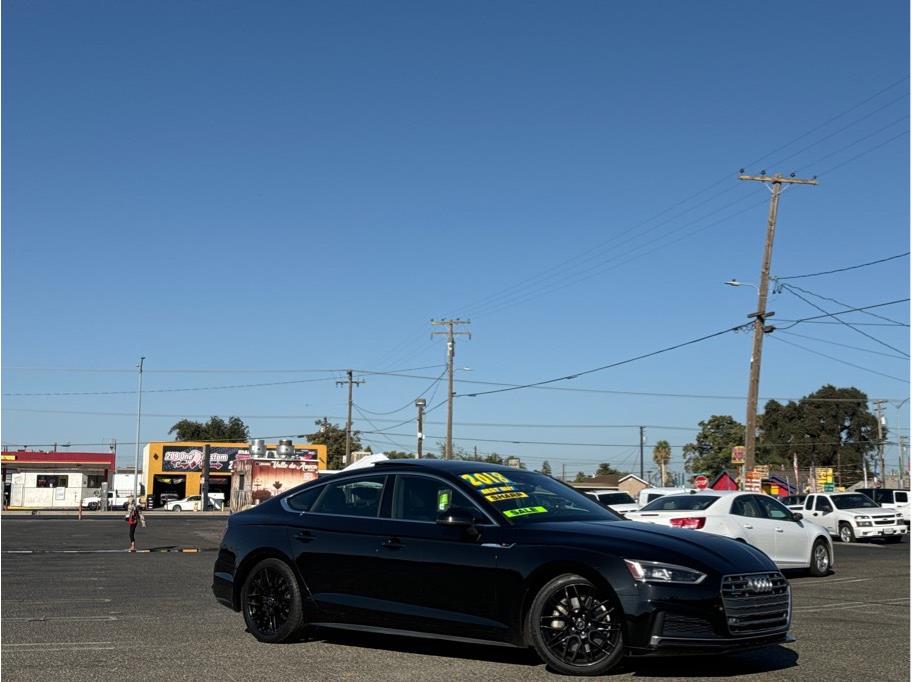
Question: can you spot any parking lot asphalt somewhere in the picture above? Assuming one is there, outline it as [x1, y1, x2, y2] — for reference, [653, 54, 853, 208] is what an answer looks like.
[1, 516, 908, 681]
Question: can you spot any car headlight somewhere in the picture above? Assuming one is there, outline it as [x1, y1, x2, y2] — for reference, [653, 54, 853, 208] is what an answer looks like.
[624, 559, 707, 585]
[857, 520, 872, 527]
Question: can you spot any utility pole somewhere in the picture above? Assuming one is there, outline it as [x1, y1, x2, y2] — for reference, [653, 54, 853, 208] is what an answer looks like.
[639, 426, 646, 479]
[336, 370, 365, 467]
[431, 319, 471, 459]
[874, 399, 887, 485]
[415, 398, 426, 458]
[900, 436, 907, 489]
[132, 356, 146, 501]
[105, 439, 117, 512]
[562, 463, 566, 482]
[739, 172, 817, 472]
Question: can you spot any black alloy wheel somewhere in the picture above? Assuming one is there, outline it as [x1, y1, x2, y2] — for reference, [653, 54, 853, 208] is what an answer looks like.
[808, 539, 831, 577]
[240, 558, 305, 643]
[528, 574, 624, 676]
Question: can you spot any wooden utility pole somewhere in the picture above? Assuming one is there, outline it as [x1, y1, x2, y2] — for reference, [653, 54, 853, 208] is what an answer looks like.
[874, 399, 887, 484]
[739, 172, 817, 472]
[639, 426, 646, 479]
[336, 370, 365, 466]
[432, 319, 471, 459]
[900, 435, 907, 489]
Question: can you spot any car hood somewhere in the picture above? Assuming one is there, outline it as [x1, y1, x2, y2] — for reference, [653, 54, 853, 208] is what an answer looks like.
[844, 507, 896, 516]
[512, 520, 777, 575]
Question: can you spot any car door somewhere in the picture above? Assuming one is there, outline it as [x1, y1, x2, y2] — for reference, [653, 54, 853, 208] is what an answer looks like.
[810, 495, 836, 533]
[894, 491, 910, 522]
[283, 474, 395, 627]
[757, 495, 808, 566]
[730, 495, 777, 558]
[378, 473, 507, 641]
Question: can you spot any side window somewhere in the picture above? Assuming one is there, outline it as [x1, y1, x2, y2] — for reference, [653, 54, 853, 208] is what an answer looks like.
[732, 496, 763, 518]
[805, 497, 814, 510]
[816, 496, 833, 513]
[285, 485, 323, 512]
[310, 475, 386, 518]
[391, 475, 474, 523]
[896, 492, 908, 504]
[757, 495, 791, 520]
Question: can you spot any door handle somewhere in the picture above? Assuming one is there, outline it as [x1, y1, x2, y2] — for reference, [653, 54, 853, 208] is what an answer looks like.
[743, 524, 754, 530]
[776, 528, 784, 533]
[381, 537, 405, 550]
[294, 530, 315, 542]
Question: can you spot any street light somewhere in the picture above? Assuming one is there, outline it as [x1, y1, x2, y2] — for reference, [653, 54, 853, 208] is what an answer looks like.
[724, 279, 759, 290]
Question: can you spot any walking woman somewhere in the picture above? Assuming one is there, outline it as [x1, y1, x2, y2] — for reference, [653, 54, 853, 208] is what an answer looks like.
[125, 497, 146, 551]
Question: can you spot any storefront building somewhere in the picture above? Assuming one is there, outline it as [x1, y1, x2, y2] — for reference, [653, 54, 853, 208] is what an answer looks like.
[1, 450, 116, 509]
[142, 441, 327, 508]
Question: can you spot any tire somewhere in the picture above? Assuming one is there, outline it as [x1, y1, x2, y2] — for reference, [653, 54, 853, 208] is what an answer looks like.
[171, 505, 182, 512]
[88, 502, 99, 511]
[808, 539, 831, 577]
[838, 523, 855, 543]
[240, 558, 305, 643]
[526, 574, 624, 676]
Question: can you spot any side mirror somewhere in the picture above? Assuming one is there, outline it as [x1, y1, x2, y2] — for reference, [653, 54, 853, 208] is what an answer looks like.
[792, 512, 803, 522]
[437, 507, 481, 540]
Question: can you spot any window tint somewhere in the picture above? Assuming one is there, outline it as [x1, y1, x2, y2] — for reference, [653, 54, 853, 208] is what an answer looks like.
[757, 495, 792, 520]
[815, 497, 833, 513]
[36, 475, 69, 488]
[732, 496, 764, 518]
[804, 497, 814, 510]
[596, 492, 635, 505]
[833, 494, 878, 510]
[392, 475, 474, 522]
[896, 492, 908, 504]
[310, 475, 386, 517]
[286, 485, 323, 512]
[640, 495, 719, 511]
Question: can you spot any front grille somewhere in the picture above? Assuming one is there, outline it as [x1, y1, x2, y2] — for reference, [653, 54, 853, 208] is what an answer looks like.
[874, 517, 896, 525]
[721, 572, 790, 635]
[662, 614, 718, 639]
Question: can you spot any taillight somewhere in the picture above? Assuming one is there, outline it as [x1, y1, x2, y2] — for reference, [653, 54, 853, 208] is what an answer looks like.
[670, 517, 706, 529]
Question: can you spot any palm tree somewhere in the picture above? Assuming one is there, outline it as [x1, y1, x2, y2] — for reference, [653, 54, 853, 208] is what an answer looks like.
[653, 440, 672, 486]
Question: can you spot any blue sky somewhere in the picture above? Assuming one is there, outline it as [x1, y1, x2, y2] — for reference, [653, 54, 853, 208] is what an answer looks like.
[3, 1, 909, 478]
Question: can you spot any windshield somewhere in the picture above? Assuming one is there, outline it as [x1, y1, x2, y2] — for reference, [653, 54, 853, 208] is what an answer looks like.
[456, 469, 620, 524]
[596, 492, 635, 505]
[639, 495, 721, 512]
[833, 494, 879, 510]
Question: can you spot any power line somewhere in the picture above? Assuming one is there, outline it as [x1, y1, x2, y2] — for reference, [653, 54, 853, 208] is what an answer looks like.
[780, 285, 909, 358]
[777, 330, 909, 360]
[777, 282, 908, 327]
[769, 336, 910, 384]
[777, 251, 910, 281]
[354, 367, 447, 416]
[1, 375, 341, 397]
[458, 323, 750, 398]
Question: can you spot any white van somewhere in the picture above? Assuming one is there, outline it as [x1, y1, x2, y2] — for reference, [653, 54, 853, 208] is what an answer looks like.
[636, 487, 691, 509]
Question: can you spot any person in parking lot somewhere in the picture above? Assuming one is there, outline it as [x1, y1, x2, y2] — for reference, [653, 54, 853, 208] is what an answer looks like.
[125, 497, 146, 551]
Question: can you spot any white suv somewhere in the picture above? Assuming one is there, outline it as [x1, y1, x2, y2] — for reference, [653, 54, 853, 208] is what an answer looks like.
[789, 492, 906, 543]
[856, 488, 911, 525]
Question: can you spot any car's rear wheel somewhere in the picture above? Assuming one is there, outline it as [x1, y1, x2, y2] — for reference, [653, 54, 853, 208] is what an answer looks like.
[171, 505, 182, 512]
[808, 539, 831, 576]
[838, 523, 855, 543]
[241, 558, 304, 643]
[527, 574, 624, 676]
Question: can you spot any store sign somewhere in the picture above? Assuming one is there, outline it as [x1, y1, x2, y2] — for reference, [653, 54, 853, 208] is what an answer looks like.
[162, 446, 321, 472]
[744, 471, 762, 492]
[731, 446, 745, 465]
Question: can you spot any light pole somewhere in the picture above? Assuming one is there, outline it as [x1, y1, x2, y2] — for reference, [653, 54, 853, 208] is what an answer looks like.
[133, 357, 145, 501]
[415, 398, 426, 459]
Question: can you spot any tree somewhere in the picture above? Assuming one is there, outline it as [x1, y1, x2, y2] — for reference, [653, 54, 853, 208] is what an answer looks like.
[684, 415, 745, 476]
[382, 450, 415, 459]
[540, 460, 553, 476]
[758, 385, 880, 480]
[596, 462, 621, 477]
[653, 440, 672, 486]
[307, 420, 362, 470]
[168, 416, 250, 442]
[574, 471, 590, 483]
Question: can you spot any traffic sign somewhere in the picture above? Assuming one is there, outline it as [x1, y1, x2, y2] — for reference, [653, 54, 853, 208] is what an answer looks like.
[694, 475, 709, 489]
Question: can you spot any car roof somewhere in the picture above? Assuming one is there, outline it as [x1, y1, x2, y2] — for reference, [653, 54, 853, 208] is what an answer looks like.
[372, 459, 523, 474]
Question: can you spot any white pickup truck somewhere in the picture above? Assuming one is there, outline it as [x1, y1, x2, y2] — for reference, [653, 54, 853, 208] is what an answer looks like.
[787, 492, 907, 543]
[856, 488, 911, 525]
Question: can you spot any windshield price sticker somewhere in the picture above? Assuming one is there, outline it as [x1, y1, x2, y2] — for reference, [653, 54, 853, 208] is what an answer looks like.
[479, 485, 515, 495]
[485, 491, 528, 502]
[461, 472, 513, 487]
[503, 506, 548, 518]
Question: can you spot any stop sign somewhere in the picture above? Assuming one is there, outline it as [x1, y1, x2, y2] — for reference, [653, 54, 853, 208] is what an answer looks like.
[694, 475, 709, 489]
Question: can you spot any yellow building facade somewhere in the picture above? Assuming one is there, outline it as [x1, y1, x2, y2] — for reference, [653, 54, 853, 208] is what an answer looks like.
[142, 441, 327, 507]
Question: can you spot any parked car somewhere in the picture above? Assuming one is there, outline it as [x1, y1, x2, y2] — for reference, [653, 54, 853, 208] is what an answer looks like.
[80, 491, 134, 511]
[787, 492, 907, 543]
[781, 494, 807, 508]
[214, 460, 795, 676]
[636, 487, 691, 508]
[166, 495, 222, 512]
[856, 488, 911, 525]
[585, 490, 639, 516]
[626, 490, 833, 576]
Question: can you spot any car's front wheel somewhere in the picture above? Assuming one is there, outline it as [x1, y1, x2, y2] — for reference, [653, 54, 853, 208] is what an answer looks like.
[838, 523, 855, 543]
[808, 538, 831, 576]
[241, 558, 305, 643]
[527, 573, 624, 676]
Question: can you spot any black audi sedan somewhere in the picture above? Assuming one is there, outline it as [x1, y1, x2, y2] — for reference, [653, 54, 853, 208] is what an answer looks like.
[213, 460, 793, 675]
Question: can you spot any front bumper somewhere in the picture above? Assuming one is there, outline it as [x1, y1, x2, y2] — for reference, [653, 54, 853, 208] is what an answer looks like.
[635, 631, 795, 656]
[855, 525, 907, 538]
